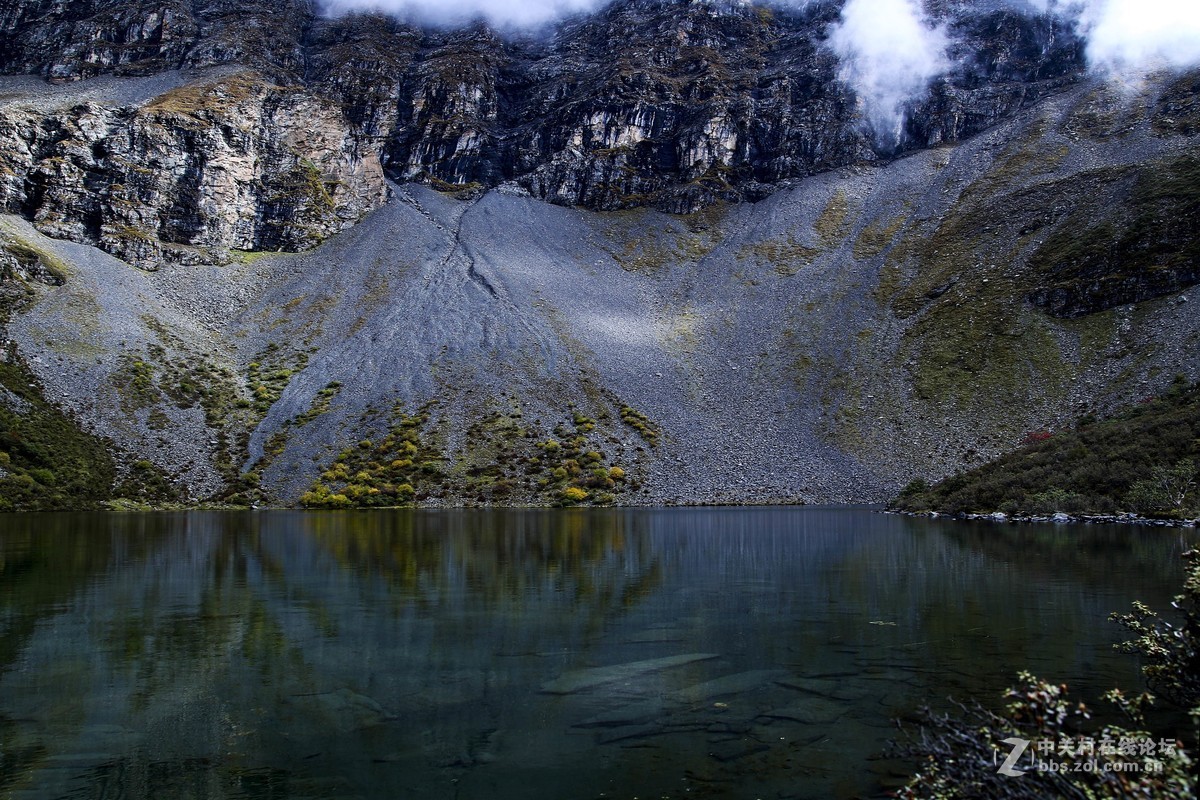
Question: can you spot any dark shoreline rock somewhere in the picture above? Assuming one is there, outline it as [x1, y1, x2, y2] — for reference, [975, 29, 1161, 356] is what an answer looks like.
[887, 509, 1200, 529]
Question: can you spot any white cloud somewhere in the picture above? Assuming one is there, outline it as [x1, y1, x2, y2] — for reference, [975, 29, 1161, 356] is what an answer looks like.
[827, 0, 949, 149]
[1082, 0, 1200, 73]
[319, 0, 612, 29]
[821, 0, 1200, 145]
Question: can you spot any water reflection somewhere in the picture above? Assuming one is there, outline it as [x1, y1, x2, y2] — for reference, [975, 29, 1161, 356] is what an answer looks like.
[0, 508, 1192, 799]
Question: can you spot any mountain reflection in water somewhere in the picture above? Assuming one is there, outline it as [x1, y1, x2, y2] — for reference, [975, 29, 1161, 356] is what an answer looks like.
[0, 507, 1193, 799]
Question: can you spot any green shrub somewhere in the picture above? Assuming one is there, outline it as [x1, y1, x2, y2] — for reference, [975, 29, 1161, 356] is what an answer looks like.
[1027, 487, 1085, 514]
[29, 468, 56, 486]
[1125, 459, 1196, 515]
[299, 487, 328, 507]
[561, 486, 588, 503]
[301, 404, 442, 508]
[620, 405, 660, 444]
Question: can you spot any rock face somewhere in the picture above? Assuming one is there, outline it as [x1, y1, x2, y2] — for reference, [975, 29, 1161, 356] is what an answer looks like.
[0, 1, 311, 81]
[0, 0, 1086, 267]
[0, 70, 386, 268]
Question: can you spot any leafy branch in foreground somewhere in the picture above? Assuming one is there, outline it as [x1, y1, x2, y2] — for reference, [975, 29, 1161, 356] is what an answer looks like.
[893, 553, 1200, 799]
[1111, 550, 1200, 710]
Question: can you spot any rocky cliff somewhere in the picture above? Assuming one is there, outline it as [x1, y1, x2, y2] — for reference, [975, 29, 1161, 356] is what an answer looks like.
[0, 0, 1198, 510]
[1, 0, 1084, 267]
[0, 69, 385, 268]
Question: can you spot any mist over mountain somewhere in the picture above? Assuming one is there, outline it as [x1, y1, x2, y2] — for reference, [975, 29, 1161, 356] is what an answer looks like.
[321, 0, 612, 28]
[0, 0, 1198, 509]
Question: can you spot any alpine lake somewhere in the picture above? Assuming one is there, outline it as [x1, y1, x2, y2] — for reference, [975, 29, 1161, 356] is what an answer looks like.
[0, 507, 1194, 799]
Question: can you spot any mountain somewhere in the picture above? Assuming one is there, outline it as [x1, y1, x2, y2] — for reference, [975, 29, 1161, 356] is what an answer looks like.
[1, 0, 1085, 265]
[0, 0, 1198, 509]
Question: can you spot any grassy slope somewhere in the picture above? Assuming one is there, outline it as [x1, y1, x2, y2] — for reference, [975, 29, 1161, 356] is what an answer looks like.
[0, 347, 119, 511]
[891, 378, 1200, 517]
[0, 243, 179, 511]
[0, 344, 179, 511]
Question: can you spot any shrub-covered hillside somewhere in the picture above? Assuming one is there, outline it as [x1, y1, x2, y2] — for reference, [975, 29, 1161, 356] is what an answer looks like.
[891, 378, 1200, 518]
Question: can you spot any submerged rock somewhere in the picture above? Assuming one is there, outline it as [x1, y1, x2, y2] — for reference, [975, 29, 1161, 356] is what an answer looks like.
[540, 653, 719, 694]
[760, 698, 847, 726]
[575, 698, 671, 729]
[621, 629, 687, 644]
[596, 724, 666, 745]
[776, 676, 873, 703]
[297, 687, 395, 732]
[670, 670, 787, 705]
[707, 739, 770, 763]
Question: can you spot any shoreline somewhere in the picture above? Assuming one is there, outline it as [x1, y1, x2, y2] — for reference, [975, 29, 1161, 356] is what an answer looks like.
[888, 508, 1200, 528]
[4, 499, 871, 514]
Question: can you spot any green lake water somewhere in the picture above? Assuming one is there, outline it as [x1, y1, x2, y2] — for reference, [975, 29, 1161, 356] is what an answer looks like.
[0, 507, 1194, 799]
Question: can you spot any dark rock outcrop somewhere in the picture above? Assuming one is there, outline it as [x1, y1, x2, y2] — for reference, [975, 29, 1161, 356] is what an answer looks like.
[0, 71, 386, 267]
[0, 0, 311, 81]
